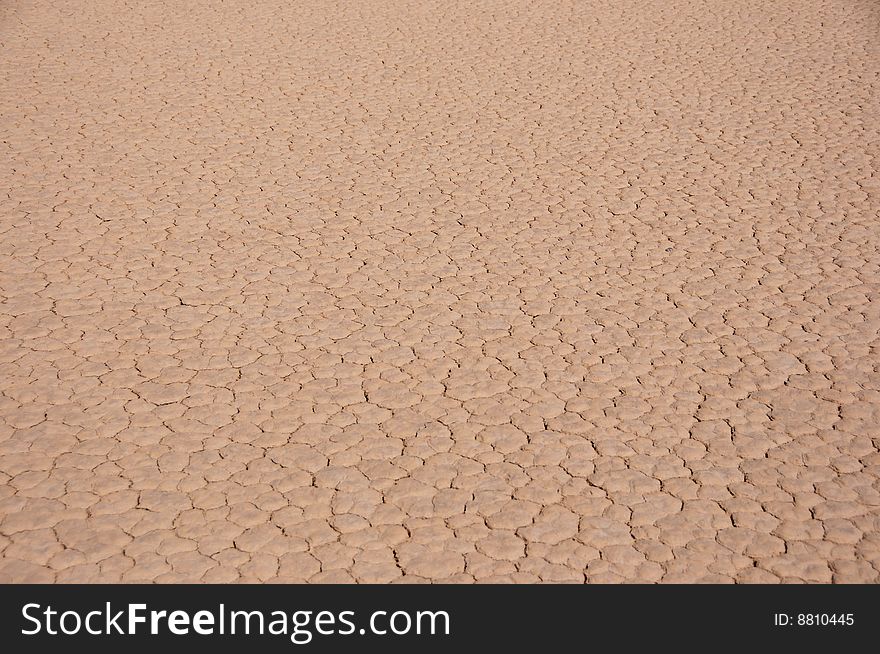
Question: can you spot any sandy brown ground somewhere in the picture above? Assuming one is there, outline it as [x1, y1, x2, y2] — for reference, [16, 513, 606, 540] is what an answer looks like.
[1, 0, 879, 584]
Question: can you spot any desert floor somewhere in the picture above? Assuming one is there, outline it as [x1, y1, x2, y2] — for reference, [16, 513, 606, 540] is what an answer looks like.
[1, 1, 879, 583]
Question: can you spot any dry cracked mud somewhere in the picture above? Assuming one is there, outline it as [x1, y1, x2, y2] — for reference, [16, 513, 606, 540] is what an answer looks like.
[1, 0, 879, 584]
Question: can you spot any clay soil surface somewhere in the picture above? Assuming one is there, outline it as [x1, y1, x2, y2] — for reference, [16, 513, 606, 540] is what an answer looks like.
[1, 1, 879, 583]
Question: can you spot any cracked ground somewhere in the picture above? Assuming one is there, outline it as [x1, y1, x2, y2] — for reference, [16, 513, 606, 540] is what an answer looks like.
[1, 0, 879, 584]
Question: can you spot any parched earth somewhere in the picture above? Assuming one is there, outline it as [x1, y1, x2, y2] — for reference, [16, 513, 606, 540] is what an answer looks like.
[1, 0, 879, 584]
